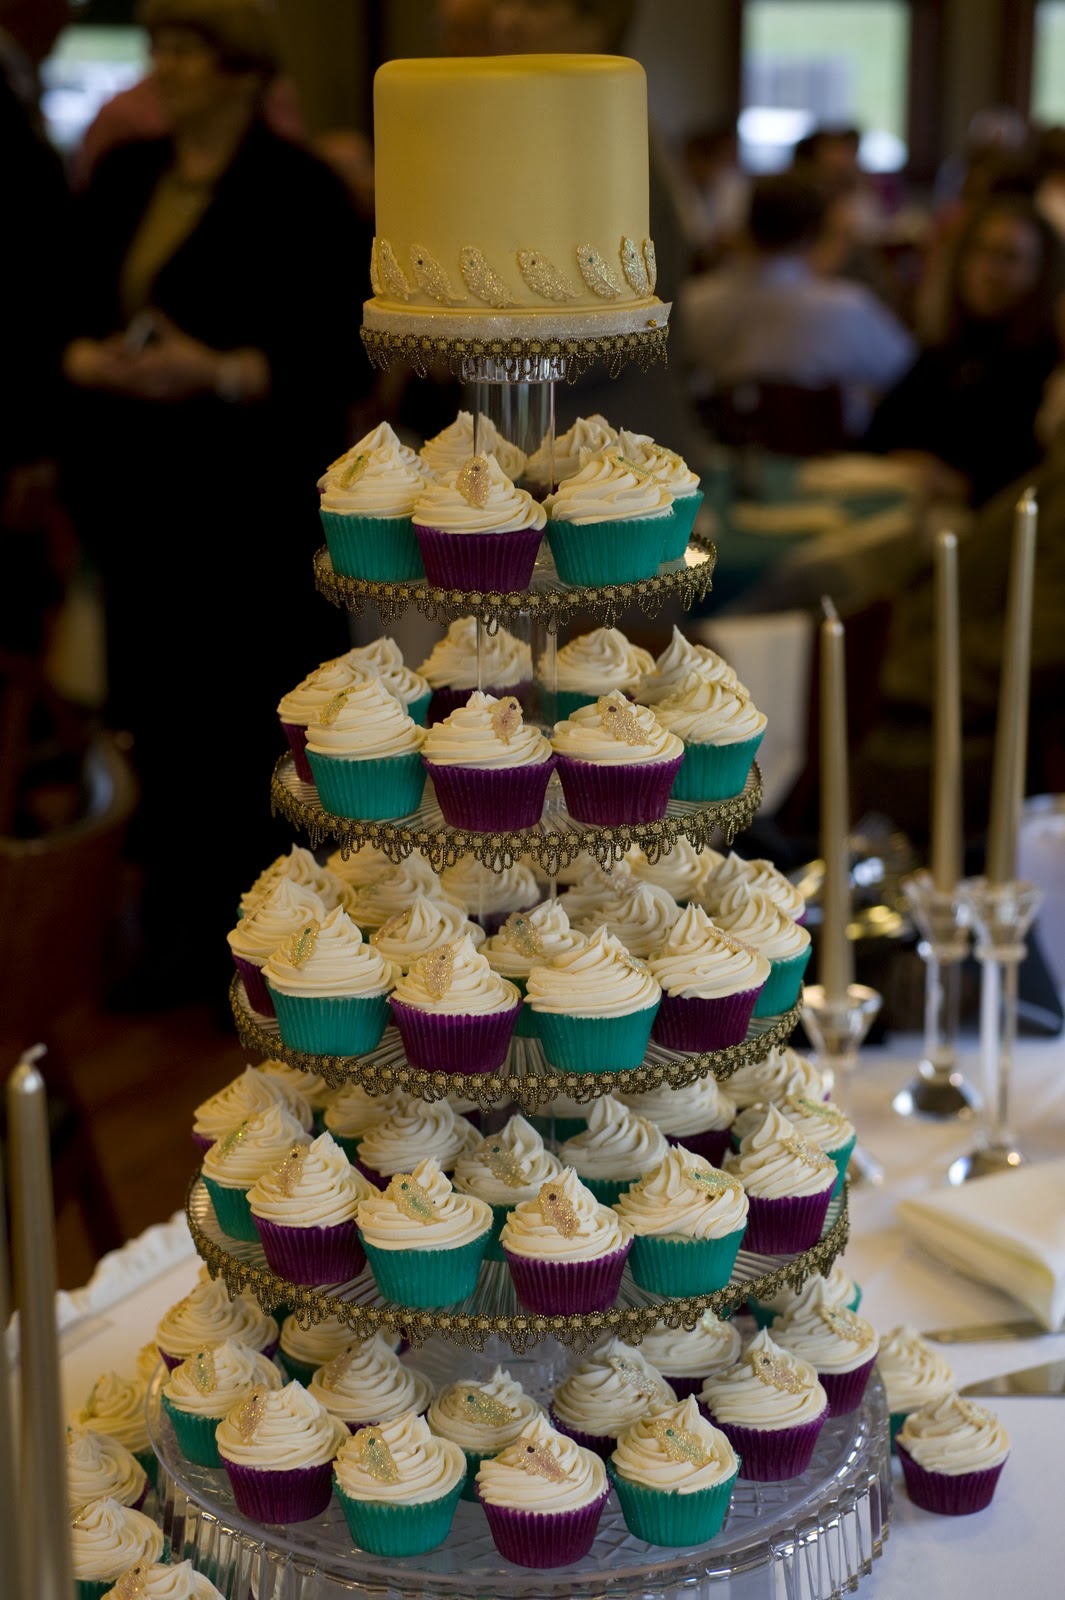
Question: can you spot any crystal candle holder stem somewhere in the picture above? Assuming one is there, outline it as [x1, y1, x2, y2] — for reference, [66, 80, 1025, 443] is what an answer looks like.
[947, 877, 1043, 1185]
[801, 984, 884, 1186]
[894, 872, 979, 1120]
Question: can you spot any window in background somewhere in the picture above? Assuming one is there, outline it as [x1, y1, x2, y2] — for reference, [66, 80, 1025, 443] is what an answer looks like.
[1034, 2, 1065, 123]
[40, 25, 149, 155]
[741, 2, 910, 173]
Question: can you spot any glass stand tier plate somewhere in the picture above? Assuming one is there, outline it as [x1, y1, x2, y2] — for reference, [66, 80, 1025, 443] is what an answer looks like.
[149, 1359, 890, 1600]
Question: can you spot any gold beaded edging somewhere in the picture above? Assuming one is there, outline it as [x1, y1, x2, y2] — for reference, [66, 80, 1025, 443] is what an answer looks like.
[312, 537, 717, 631]
[185, 1170, 848, 1353]
[269, 753, 760, 876]
[228, 974, 802, 1106]
[359, 322, 669, 382]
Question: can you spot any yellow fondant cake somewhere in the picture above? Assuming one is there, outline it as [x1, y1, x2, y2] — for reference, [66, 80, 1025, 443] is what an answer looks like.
[369, 54, 663, 328]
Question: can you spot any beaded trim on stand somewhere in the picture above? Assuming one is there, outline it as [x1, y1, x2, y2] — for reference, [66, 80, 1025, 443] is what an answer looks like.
[359, 321, 670, 383]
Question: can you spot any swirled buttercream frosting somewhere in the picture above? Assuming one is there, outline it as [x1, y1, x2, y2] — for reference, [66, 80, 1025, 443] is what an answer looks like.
[713, 885, 811, 961]
[201, 1103, 310, 1190]
[647, 902, 770, 998]
[723, 1104, 837, 1199]
[773, 1277, 878, 1374]
[525, 414, 618, 488]
[558, 1096, 669, 1183]
[499, 1166, 631, 1263]
[475, 1412, 608, 1512]
[636, 1312, 741, 1380]
[635, 627, 743, 705]
[356, 1092, 480, 1177]
[193, 1065, 313, 1146]
[626, 837, 715, 903]
[307, 1334, 432, 1425]
[544, 627, 654, 695]
[319, 434, 424, 517]
[654, 671, 766, 747]
[370, 893, 485, 970]
[162, 1339, 282, 1417]
[726, 1046, 830, 1110]
[281, 1314, 401, 1371]
[70, 1498, 164, 1582]
[277, 656, 360, 726]
[324, 841, 393, 889]
[417, 617, 531, 691]
[526, 928, 661, 1018]
[342, 854, 448, 930]
[614, 1147, 749, 1240]
[439, 855, 539, 918]
[567, 869, 681, 958]
[427, 1367, 543, 1452]
[343, 638, 430, 712]
[453, 1114, 562, 1206]
[611, 1395, 738, 1494]
[700, 1330, 827, 1431]
[551, 693, 682, 766]
[423, 690, 553, 768]
[257, 1057, 330, 1114]
[357, 1156, 492, 1250]
[261, 905, 399, 999]
[239, 845, 347, 918]
[154, 1276, 278, 1362]
[323, 1084, 402, 1141]
[484, 899, 585, 981]
[247, 1131, 376, 1225]
[333, 1410, 465, 1503]
[413, 453, 544, 534]
[617, 1074, 737, 1137]
[896, 1393, 1010, 1474]
[553, 1337, 675, 1437]
[391, 933, 520, 1016]
[616, 430, 701, 496]
[66, 1426, 147, 1515]
[214, 1380, 347, 1469]
[876, 1326, 957, 1417]
[544, 447, 673, 524]
[71, 1373, 151, 1456]
[227, 879, 327, 963]
[304, 675, 426, 761]
[419, 411, 526, 483]
[733, 1094, 853, 1156]
[754, 1260, 860, 1319]
[102, 1560, 226, 1598]
[698, 850, 806, 923]
[318, 422, 422, 488]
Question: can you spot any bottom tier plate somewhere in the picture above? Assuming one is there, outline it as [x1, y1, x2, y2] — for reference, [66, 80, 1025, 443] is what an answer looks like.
[148, 1350, 891, 1600]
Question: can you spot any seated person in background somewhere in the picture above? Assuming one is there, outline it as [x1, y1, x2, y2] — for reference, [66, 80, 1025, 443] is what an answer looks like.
[864, 190, 1065, 505]
[678, 172, 915, 441]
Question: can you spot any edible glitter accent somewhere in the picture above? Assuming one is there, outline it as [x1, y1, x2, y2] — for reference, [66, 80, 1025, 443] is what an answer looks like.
[217, 1120, 251, 1161]
[354, 1425, 400, 1483]
[323, 1345, 360, 1387]
[340, 452, 369, 489]
[385, 1173, 437, 1224]
[453, 1386, 514, 1427]
[409, 242, 465, 303]
[423, 942, 456, 1000]
[537, 1181, 579, 1238]
[369, 237, 383, 297]
[957, 1399, 993, 1427]
[576, 243, 622, 299]
[460, 246, 514, 307]
[685, 1167, 743, 1198]
[606, 449, 657, 482]
[516, 247, 578, 302]
[372, 912, 408, 943]
[273, 1143, 308, 1197]
[234, 1383, 268, 1442]
[501, 910, 543, 958]
[608, 1354, 666, 1398]
[792, 1096, 848, 1129]
[518, 1440, 567, 1482]
[286, 921, 319, 970]
[620, 236, 650, 295]
[643, 238, 658, 292]
[192, 1347, 217, 1395]
[114, 1567, 148, 1599]
[456, 453, 491, 509]
[318, 689, 351, 726]
[483, 1138, 525, 1188]
[817, 1304, 867, 1339]
[749, 1349, 805, 1394]
[781, 1133, 834, 1171]
[597, 692, 646, 746]
[650, 1417, 711, 1466]
[376, 238, 412, 301]
[490, 695, 523, 743]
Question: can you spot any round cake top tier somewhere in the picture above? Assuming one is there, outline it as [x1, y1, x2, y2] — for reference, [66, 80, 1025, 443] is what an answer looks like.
[368, 53, 667, 351]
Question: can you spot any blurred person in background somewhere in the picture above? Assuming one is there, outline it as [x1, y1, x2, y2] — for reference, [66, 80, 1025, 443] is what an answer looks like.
[673, 119, 748, 272]
[60, 0, 364, 1008]
[864, 190, 1065, 506]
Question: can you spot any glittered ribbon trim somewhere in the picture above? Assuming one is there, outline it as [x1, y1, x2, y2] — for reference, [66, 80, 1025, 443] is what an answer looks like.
[359, 322, 669, 383]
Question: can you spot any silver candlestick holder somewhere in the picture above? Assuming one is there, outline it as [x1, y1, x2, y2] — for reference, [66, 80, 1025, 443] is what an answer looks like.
[801, 983, 884, 1185]
[946, 877, 1042, 1185]
[894, 871, 980, 1120]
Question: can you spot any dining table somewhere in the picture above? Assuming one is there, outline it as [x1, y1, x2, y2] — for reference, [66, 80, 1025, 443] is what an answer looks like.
[53, 1030, 1065, 1598]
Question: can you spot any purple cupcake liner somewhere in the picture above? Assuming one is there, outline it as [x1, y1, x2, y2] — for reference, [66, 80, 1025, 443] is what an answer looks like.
[279, 720, 313, 785]
[504, 1241, 632, 1315]
[232, 955, 274, 1017]
[191, 1129, 213, 1155]
[653, 986, 763, 1053]
[742, 1186, 835, 1254]
[818, 1354, 877, 1416]
[662, 1374, 706, 1400]
[425, 756, 556, 832]
[415, 524, 544, 591]
[389, 996, 521, 1075]
[705, 1411, 826, 1481]
[478, 1489, 610, 1568]
[896, 1443, 1006, 1514]
[223, 1457, 335, 1523]
[667, 1128, 732, 1166]
[428, 681, 533, 726]
[253, 1216, 366, 1286]
[549, 1410, 616, 1459]
[555, 753, 682, 826]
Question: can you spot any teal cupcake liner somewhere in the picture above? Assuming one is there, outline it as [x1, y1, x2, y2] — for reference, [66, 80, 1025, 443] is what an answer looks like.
[484, 1202, 511, 1262]
[575, 1174, 637, 1208]
[545, 515, 667, 586]
[752, 945, 811, 1017]
[268, 987, 392, 1056]
[134, 1447, 159, 1487]
[672, 731, 764, 802]
[307, 748, 426, 822]
[611, 1464, 738, 1546]
[276, 1349, 319, 1387]
[889, 1410, 908, 1450]
[534, 1005, 659, 1074]
[552, 688, 600, 720]
[829, 1135, 856, 1195]
[497, 974, 537, 1037]
[319, 509, 425, 582]
[202, 1175, 258, 1242]
[661, 490, 704, 561]
[362, 1231, 490, 1308]
[333, 1475, 464, 1555]
[628, 1227, 746, 1296]
[162, 1394, 223, 1467]
[459, 1444, 493, 1500]
[406, 689, 432, 727]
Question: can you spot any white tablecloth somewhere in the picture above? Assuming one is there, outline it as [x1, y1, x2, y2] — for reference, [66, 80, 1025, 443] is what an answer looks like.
[56, 1033, 1065, 1597]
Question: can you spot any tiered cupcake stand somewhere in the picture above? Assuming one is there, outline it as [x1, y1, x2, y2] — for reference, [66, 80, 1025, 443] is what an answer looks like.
[154, 350, 890, 1597]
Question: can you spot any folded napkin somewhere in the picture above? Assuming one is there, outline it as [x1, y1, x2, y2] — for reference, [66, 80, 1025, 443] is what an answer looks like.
[897, 1160, 1065, 1331]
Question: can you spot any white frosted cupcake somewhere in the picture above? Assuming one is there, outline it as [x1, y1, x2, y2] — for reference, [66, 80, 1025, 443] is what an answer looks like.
[877, 1325, 957, 1444]
[357, 1157, 492, 1308]
[524, 413, 617, 494]
[732, 1092, 855, 1196]
[565, 868, 681, 958]
[412, 452, 545, 589]
[453, 1114, 563, 1259]
[421, 689, 555, 831]
[475, 1412, 610, 1568]
[625, 836, 716, 905]
[67, 1426, 148, 1516]
[369, 893, 485, 972]
[698, 848, 807, 925]
[247, 1131, 378, 1285]
[324, 841, 392, 890]
[699, 1328, 828, 1481]
[525, 928, 661, 1075]
[726, 1044, 831, 1109]
[70, 1374, 153, 1476]
[635, 1311, 742, 1398]
[71, 1497, 164, 1598]
[388, 933, 522, 1076]
[260, 905, 400, 1057]
[748, 1258, 863, 1331]
[557, 1095, 669, 1207]
[427, 1368, 544, 1498]
[417, 615, 532, 725]
[499, 1166, 633, 1316]
[200, 1103, 310, 1242]
[543, 445, 674, 585]
[647, 901, 770, 1050]
[322, 1083, 403, 1163]
[332, 1411, 467, 1555]
[101, 1560, 225, 1598]
[342, 637, 431, 723]
[304, 675, 427, 823]
[609, 1395, 739, 1548]
[214, 1380, 347, 1524]
[551, 691, 683, 826]
[153, 1274, 278, 1372]
[192, 1064, 313, 1155]
[614, 1146, 749, 1296]
[551, 1337, 675, 1456]
[318, 426, 427, 580]
[723, 1103, 837, 1253]
[896, 1393, 1010, 1514]
[617, 1074, 738, 1167]
[542, 626, 654, 719]
[772, 1275, 879, 1415]
[483, 900, 585, 1038]
[338, 851, 447, 931]
[226, 878, 327, 1015]
[438, 854, 540, 935]
[279, 1313, 400, 1388]
[306, 1334, 432, 1430]
[713, 883, 812, 1016]
[238, 844, 347, 920]
[616, 428, 703, 557]
[419, 410, 526, 482]
[635, 626, 744, 705]
[654, 670, 766, 802]
[257, 1057, 331, 1119]
[277, 656, 360, 782]
[354, 1091, 479, 1186]
[160, 1339, 282, 1468]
